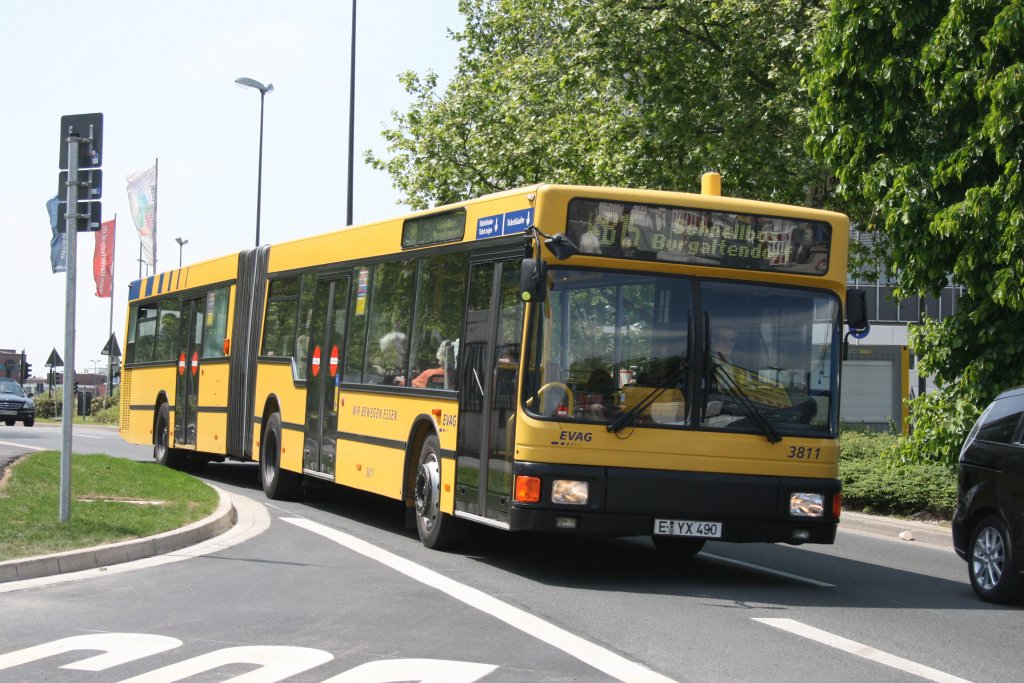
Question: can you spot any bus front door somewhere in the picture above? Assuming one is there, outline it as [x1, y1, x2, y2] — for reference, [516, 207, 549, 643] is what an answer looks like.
[174, 296, 205, 447]
[456, 259, 522, 525]
[303, 277, 349, 477]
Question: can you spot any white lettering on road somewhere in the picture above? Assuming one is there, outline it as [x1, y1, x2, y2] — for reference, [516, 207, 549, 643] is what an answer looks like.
[0, 633, 181, 673]
[0, 636, 495, 683]
[283, 517, 679, 683]
[319, 658, 496, 682]
[117, 645, 333, 683]
[753, 618, 972, 683]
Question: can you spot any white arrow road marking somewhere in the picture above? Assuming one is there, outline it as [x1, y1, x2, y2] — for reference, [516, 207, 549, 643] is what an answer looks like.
[753, 618, 971, 683]
[284, 517, 680, 683]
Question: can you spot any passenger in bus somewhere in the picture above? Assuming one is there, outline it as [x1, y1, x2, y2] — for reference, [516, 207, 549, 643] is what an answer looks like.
[379, 327, 408, 385]
[580, 368, 616, 419]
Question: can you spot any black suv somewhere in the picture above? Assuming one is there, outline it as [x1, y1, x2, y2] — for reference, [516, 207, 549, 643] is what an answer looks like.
[953, 386, 1024, 603]
[0, 377, 35, 427]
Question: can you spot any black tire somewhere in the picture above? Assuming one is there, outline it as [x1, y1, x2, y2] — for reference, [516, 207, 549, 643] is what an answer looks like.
[3, 419, 14, 426]
[23, 417, 34, 427]
[153, 404, 184, 469]
[968, 514, 1024, 603]
[260, 412, 301, 500]
[652, 535, 706, 560]
[414, 434, 465, 550]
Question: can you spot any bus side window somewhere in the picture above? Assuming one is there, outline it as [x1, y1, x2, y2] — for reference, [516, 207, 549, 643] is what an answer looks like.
[156, 298, 182, 361]
[344, 268, 370, 383]
[202, 287, 230, 358]
[294, 274, 316, 379]
[410, 251, 468, 390]
[365, 260, 415, 386]
[261, 278, 300, 358]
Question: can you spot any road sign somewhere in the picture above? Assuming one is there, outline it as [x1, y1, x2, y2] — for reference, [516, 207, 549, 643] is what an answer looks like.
[59, 169, 102, 200]
[46, 348, 64, 368]
[56, 199, 102, 232]
[101, 333, 121, 358]
[58, 113, 103, 170]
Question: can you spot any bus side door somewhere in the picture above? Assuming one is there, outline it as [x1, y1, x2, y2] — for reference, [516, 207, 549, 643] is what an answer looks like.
[303, 276, 349, 477]
[456, 258, 522, 525]
[174, 296, 205, 447]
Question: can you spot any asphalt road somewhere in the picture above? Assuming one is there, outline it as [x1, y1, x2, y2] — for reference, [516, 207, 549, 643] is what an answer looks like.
[1, 423, 1019, 682]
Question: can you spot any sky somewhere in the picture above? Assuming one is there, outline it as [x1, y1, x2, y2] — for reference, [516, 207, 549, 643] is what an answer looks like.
[1, 1, 464, 378]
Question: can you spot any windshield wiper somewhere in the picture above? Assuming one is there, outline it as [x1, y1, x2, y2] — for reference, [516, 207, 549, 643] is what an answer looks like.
[713, 363, 782, 444]
[607, 358, 689, 433]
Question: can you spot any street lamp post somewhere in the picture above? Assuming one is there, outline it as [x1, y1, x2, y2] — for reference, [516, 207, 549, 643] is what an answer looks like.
[175, 237, 188, 266]
[235, 76, 274, 247]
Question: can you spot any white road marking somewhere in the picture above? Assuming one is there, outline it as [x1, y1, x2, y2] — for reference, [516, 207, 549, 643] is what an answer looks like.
[284, 517, 680, 683]
[116, 645, 333, 683]
[753, 618, 972, 683]
[0, 633, 181, 672]
[702, 553, 835, 587]
[0, 440, 47, 451]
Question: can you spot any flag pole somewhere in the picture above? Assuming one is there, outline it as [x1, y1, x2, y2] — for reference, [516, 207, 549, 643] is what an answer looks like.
[153, 158, 159, 273]
[108, 213, 116, 406]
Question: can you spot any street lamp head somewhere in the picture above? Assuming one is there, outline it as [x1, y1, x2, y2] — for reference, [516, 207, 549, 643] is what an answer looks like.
[174, 237, 188, 247]
[235, 77, 274, 94]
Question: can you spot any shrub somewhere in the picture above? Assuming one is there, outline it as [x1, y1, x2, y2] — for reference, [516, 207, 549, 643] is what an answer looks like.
[839, 429, 957, 519]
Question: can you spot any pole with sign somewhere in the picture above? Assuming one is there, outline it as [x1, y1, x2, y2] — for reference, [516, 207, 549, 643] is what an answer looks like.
[57, 113, 103, 523]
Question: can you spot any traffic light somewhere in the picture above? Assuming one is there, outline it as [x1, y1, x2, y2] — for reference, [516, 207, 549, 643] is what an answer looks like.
[22, 362, 31, 383]
[74, 380, 79, 395]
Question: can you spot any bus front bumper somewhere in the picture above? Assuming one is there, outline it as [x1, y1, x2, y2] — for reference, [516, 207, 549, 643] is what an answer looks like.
[507, 462, 840, 545]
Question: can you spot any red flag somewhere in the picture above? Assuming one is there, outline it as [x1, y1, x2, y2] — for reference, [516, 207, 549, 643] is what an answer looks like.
[94, 219, 116, 298]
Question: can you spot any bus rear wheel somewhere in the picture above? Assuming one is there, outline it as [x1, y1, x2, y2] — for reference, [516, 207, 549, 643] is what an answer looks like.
[414, 434, 464, 550]
[260, 412, 301, 500]
[153, 404, 184, 469]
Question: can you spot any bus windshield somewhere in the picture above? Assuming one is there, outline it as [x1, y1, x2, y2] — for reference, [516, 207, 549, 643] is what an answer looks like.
[522, 269, 841, 439]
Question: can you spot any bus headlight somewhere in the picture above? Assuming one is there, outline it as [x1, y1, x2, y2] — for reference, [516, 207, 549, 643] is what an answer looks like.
[552, 480, 589, 505]
[789, 492, 824, 517]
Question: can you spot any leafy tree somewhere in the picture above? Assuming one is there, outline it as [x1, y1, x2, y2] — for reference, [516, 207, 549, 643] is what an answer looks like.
[368, 0, 828, 210]
[807, 0, 1024, 464]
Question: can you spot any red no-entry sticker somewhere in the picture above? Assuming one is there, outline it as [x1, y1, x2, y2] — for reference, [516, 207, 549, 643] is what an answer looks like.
[329, 345, 340, 377]
[312, 346, 321, 377]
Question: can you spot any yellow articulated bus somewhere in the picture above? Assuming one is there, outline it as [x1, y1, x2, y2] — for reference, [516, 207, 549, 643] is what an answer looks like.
[120, 174, 868, 554]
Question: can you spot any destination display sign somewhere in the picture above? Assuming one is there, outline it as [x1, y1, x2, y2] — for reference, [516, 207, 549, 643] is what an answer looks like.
[566, 198, 831, 275]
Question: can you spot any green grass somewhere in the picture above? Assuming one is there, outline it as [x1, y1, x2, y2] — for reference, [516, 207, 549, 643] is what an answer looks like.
[0, 452, 218, 561]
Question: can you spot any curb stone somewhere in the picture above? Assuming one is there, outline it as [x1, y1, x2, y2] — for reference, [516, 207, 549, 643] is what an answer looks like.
[840, 510, 953, 549]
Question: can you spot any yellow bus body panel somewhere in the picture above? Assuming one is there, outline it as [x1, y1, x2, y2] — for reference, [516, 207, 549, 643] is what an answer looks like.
[514, 413, 840, 479]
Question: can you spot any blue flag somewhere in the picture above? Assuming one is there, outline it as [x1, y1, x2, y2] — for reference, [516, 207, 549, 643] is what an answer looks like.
[47, 195, 66, 273]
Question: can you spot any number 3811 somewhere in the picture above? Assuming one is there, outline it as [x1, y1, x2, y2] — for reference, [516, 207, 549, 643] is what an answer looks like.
[788, 445, 821, 460]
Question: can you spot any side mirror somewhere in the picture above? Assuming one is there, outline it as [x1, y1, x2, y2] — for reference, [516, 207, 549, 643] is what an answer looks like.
[520, 258, 547, 303]
[545, 233, 578, 260]
[844, 288, 870, 360]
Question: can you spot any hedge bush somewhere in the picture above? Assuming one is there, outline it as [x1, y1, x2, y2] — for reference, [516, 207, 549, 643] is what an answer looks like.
[839, 429, 957, 519]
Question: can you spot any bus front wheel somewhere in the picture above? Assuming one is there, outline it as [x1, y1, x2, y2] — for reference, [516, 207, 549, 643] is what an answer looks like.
[260, 412, 301, 500]
[414, 434, 464, 550]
